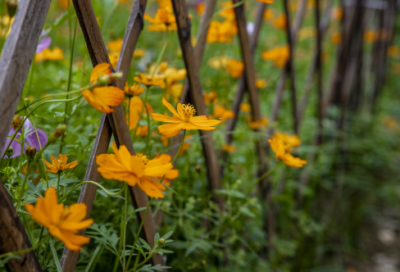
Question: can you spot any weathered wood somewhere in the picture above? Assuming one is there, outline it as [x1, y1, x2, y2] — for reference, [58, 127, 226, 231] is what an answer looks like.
[179, 0, 217, 105]
[267, 0, 307, 136]
[0, 0, 51, 162]
[283, 0, 299, 134]
[297, 0, 334, 125]
[0, 1, 51, 271]
[60, 1, 163, 271]
[225, 3, 266, 144]
[0, 181, 43, 272]
[171, 0, 224, 212]
[315, 0, 323, 144]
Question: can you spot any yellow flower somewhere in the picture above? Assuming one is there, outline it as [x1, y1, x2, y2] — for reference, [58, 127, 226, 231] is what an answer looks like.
[96, 145, 175, 198]
[161, 136, 169, 147]
[144, 7, 177, 32]
[136, 125, 148, 137]
[124, 83, 145, 97]
[272, 14, 286, 30]
[25, 187, 93, 252]
[261, 46, 289, 68]
[214, 105, 235, 120]
[35, 47, 64, 62]
[134, 73, 165, 87]
[298, 27, 316, 41]
[44, 154, 78, 174]
[152, 98, 222, 138]
[156, 0, 173, 9]
[108, 52, 119, 68]
[82, 63, 124, 113]
[268, 133, 307, 168]
[240, 103, 251, 112]
[222, 144, 235, 153]
[203, 91, 218, 105]
[153, 154, 179, 185]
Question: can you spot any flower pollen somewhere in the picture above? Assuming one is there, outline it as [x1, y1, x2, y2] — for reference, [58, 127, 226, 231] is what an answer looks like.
[182, 104, 196, 121]
[136, 153, 149, 165]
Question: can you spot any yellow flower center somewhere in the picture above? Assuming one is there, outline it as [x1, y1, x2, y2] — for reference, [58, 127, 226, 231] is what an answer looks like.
[136, 154, 149, 165]
[181, 104, 196, 121]
[57, 159, 65, 171]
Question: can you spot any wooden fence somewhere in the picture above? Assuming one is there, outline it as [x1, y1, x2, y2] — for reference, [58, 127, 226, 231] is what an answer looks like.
[0, 0, 397, 271]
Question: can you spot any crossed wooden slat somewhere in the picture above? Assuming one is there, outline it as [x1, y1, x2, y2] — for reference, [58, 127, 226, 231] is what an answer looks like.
[0, 0, 51, 271]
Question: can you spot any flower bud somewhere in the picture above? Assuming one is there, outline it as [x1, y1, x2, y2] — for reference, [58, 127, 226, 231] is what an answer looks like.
[98, 72, 123, 85]
[6, 0, 18, 18]
[158, 238, 166, 247]
[12, 115, 23, 129]
[25, 146, 36, 161]
[49, 124, 67, 143]
[5, 147, 14, 157]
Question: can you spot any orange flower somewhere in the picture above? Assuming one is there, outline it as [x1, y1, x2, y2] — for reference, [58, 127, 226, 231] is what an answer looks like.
[388, 45, 400, 57]
[44, 154, 78, 174]
[214, 105, 235, 120]
[35, 47, 64, 62]
[207, 20, 238, 43]
[261, 45, 289, 68]
[136, 125, 148, 137]
[331, 7, 343, 20]
[82, 63, 124, 113]
[144, 8, 177, 32]
[126, 96, 153, 130]
[364, 30, 377, 43]
[124, 83, 145, 97]
[96, 145, 175, 198]
[25, 187, 93, 252]
[161, 136, 169, 147]
[152, 98, 222, 137]
[153, 154, 179, 185]
[256, 79, 267, 88]
[263, 9, 274, 20]
[107, 39, 124, 52]
[222, 144, 235, 153]
[268, 133, 307, 168]
[196, 2, 206, 15]
[272, 14, 286, 30]
[203, 91, 218, 105]
[331, 32, 342, 45]
[240, 103, 251, 112]
[108, 52, 119, 68]
[256, 0, 274, 3]
[58, 0, 72, 9]
[219, 1, 236, 20]
[134, 73, 165, 87]
[225, 59, 244, 78]
[249, 117, 268, 129]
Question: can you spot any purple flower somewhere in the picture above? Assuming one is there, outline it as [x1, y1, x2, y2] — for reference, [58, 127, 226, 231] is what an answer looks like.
[36, 31, 51, 54]
[2, 118, 48, 158]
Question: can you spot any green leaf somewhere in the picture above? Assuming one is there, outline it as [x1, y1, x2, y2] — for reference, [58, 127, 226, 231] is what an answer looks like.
[84, 245, 104, 272]
[49, 239, 62, 272]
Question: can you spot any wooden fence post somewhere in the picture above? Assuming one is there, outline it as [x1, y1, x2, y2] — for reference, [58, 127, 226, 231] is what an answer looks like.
[60, 0, 164, 271]
[171, 0, 224, 212]
[0, 0, 51, 271]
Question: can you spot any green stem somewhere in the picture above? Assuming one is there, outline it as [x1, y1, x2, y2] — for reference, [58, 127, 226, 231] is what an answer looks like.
[0, 245, 37, 260]
[59, 18, 78, 154]
[131, 249, 160, 272]
[57, 172, 61, 197]
[123, 184, 128, 269]
[143, 86, 152, 155]
[254, 162, 282, 184]
[171, 130, 187, 164]
[15, 162, 31, 211]
[125, 199, 152, 269]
